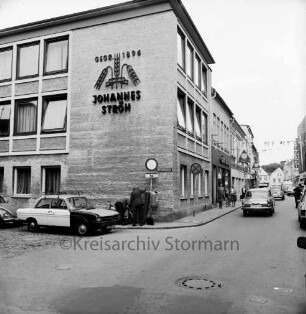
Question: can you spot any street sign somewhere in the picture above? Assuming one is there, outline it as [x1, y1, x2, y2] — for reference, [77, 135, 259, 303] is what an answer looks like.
[145, 173, 158, 178]
[191, 163, 202, 174]
[145, 158, 158, 171]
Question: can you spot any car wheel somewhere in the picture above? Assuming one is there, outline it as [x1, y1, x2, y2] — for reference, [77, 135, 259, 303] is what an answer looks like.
[27, 219, 38, 232]
[76, 222, 89, 236]
[243, 210, 248, 217]
[0, 219, 5, 229]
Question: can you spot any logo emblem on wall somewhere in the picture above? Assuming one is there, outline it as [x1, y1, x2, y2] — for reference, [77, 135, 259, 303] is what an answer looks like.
[94, 54, 140, 90]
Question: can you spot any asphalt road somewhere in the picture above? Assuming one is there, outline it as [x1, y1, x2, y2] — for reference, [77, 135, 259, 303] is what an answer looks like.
[1, 196, 306, 314]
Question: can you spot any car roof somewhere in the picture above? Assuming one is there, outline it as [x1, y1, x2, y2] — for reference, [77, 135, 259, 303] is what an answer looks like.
[38, 195, 87, 200]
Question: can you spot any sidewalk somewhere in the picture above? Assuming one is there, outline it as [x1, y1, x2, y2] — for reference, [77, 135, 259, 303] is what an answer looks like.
[114, 204, 241, 230]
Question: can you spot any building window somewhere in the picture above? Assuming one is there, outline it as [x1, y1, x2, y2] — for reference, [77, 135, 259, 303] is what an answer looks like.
[42, 166, 61, 195]
[177, 91, 186, 130]
[202, 112, 208, 144]
[0, 101, 11, 137]
[191, 172, 202, 196]
[201, 65, 207, 95]
[186, 42, 194, 79]
[204, 171, 209, 195]
[194, 55, 201, 88]
[180, 165, 187, 197]
[44, 36, 68, 75]
[186, 99, 194, 135]
[0, 47, 12, 82]
[177, 29, 185, 70]
[14, 167, 31, 195]
[17, 42, 39, 79]
[14, 98, 37, 135]
[41, 95, 67, 133]
[195, 107, 201, 140]
[0, 168, 3, 194]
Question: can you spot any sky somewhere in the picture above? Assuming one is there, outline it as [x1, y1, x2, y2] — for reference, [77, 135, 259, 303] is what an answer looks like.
[0, 0, 305, 165]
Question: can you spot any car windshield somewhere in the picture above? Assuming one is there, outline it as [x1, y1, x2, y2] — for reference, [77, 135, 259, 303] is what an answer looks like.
[66, 197, 95, 210]
[271, 187, 281, 192]
[246, 190, 268, 198]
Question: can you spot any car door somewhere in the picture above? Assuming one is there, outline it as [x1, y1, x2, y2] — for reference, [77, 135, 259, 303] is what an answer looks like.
[47, 198, 70, 227]
[34, 198, 51, 226]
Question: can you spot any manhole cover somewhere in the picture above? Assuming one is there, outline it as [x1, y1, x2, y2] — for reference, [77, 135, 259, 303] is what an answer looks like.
[23, 236, 43, 242]
[54, 264, 74, 270]
[176, 277, 223, 290]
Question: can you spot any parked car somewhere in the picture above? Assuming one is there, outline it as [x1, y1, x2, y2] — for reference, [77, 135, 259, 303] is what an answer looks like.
[0, 196, 19, 228]
[286, 186, 295, 196]
[297, 237, 306, 297]
[298, 191, 306, 229]
[242, 188, 275, 216]
[17, 195, 120, 236]
[270, 185, 285, 200]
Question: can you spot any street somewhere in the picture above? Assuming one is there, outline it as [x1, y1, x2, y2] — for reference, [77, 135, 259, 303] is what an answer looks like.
[1, 196, 306, 314]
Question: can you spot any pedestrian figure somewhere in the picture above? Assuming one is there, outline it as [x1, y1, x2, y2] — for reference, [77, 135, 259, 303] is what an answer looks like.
[130, 188, 145, 226]
[225, 187, 230, 207]
[230, 186, 237, 207]
[217, 185, 225, 209]
[294, 184, 303, 208]
[241, 186, 246, 201]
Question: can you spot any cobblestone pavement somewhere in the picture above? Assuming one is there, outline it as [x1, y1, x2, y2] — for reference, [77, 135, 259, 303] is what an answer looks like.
[0, 224, 67, 259]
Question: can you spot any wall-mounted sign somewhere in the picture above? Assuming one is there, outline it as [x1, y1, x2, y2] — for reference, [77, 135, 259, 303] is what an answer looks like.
[191, 163, 202, 174]
[239, 150, 250, 164]
[158, 168, 173, 173]
[219, 158, 229, 166]
[145, 173, 158, 179]
[145, 158, 158, 171]
[92, 51, 141, 115]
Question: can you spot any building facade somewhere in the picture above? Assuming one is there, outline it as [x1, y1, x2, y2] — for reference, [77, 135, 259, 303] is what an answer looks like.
[230, 118, 247, 197]
[297, 115, 306, 184]
[269, 167, 284, 187]
[0, 0, 215, 220]
[240, 125, 258, 189]
[210, 89, 233, 203]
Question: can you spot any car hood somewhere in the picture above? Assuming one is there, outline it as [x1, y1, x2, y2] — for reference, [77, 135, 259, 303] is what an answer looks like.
[76, 208, 119, 217]
[0, 204, 18, 217]
[244, 198, 268, 204]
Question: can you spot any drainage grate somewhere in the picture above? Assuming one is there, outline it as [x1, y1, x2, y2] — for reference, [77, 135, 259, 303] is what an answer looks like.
[176, 277, 223, 290]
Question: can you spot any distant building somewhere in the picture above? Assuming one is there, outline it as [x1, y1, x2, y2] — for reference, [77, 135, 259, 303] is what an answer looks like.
[258, 167, 269, 187]
[269, 167, 284, 186]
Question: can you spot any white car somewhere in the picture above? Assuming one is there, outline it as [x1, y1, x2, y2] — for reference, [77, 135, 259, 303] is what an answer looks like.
[17, 195, 119, 236]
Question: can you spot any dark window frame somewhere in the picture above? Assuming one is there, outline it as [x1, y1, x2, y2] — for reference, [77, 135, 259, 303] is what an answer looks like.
[43, 166, 61, 195]
[41, 94, 67, 134]
[16, 41, 40, 80]
[186, 41, 194, 80]
[43, 36, 69, 76]
[14, 166, 31, 195]
[177, 89, 186, 132]
[14, 97, 38, 136]
[177, 28, 185, 71]
[0, 46, 13, 83]
[0, 100, 11, 137]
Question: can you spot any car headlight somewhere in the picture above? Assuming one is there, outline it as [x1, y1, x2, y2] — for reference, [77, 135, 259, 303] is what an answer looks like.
[0, 209, 12, 219]
[96, 217, 102, 222]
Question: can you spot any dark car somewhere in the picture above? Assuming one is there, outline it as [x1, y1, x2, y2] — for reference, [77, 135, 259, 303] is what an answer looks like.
[17, 195, 120, 236]
[297, 237, 306, 297]
[286, 186, 294, 196]
[0, 196, 19, 228]
[270, 185, 285, 200]
[242, 188, 275, 216]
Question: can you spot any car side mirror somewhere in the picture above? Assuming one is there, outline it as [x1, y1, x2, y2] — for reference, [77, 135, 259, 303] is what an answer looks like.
[297, 237, 306, 249]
